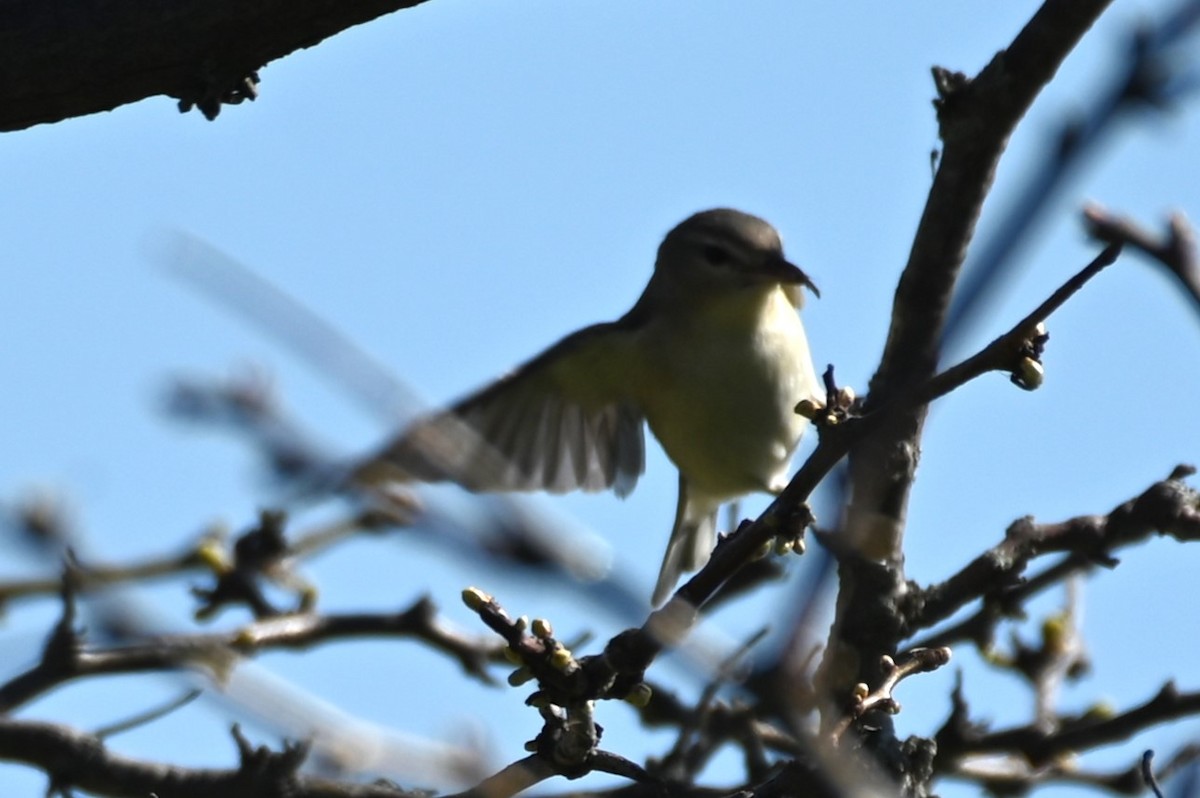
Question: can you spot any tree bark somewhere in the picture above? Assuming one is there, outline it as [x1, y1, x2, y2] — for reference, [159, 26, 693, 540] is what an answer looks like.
[0, 0, 430, 131]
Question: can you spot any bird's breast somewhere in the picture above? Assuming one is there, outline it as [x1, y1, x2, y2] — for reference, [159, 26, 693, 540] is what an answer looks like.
[635, 287, 820, 500]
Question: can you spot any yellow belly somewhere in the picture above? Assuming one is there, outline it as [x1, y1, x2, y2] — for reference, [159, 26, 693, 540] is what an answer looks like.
[636, 287, 818, 499]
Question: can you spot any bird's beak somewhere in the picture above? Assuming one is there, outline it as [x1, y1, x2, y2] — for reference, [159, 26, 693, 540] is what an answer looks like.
[762, 256, 820, 298]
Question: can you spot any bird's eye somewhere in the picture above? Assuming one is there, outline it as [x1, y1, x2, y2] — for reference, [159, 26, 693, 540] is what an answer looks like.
[702, 245, 731, 266]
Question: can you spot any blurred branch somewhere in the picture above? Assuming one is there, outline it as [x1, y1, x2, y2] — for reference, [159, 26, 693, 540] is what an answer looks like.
[949, 744, 1200, 796]
[1084, 205, 1200, 319]
[0, 547, 202, 609]
[445, 756, 555, 798]
[0, 492, 398, 612]
[0, 591, 501, 713]
[941, 0, 1200, 347]
[161, 234, 422, 424]
[654, 628, 777, 782]
[0, 717, 423, 798]
[166, 370, 342, 488]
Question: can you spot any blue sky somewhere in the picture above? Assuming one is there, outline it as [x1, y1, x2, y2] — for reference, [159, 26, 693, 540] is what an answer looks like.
[4, 1, 1200, 796]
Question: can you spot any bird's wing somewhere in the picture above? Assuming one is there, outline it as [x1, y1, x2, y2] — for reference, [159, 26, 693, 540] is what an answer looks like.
[363, 322, 646, 497]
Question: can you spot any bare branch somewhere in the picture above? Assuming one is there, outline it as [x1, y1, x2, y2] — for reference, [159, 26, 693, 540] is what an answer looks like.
[906, 465, 1200, 646]
[939, 681, 1200, 767]
[828, 648, 953, 743]
[948, 744, 1200, 795]
[851, 0, 1117, 557]
[914, 243, 1120, 407]
[0, 597, 500, 712]
[0, 717, 421, 798]
[0, 498, 398, 612]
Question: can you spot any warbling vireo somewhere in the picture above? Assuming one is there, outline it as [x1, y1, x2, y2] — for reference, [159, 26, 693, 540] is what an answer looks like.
[361, 208, 821, 605]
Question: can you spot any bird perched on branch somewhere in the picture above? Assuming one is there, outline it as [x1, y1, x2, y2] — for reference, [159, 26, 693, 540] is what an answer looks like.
[357, 208, 822, 605]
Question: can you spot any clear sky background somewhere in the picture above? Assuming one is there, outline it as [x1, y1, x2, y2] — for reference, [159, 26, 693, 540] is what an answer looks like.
[4, 2, 1200, 796]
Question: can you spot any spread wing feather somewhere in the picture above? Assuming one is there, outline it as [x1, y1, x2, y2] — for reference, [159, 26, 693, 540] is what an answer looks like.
[364, 323, 646, 497]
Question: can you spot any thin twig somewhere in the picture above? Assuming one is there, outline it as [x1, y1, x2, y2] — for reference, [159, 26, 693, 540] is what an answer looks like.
[94, 689, 203, 739]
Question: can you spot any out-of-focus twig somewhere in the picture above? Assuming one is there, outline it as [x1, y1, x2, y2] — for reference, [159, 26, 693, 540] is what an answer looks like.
[0, 716, 425, 798]
[1084, 205, 1200, 321]
[0, 593, 502, 713]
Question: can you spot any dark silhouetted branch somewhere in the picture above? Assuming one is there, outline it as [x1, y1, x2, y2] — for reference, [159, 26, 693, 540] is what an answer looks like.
[0, 0, 434, 130]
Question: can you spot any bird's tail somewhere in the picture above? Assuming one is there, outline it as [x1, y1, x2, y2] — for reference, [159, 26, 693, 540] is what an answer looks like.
[652, 482, 718, 606]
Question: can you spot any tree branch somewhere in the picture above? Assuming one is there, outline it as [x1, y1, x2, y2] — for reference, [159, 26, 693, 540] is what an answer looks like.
[949, 744, 1200, 796]
[830, 1, 1116, 723]
[0, 596, 501, 712]
[0, 718, 420, 798]
[849, 0, 1116, 558]
[0, 0, 433, 130]
[905, 465, 1200, 647]
[939, 681, 1200, 767]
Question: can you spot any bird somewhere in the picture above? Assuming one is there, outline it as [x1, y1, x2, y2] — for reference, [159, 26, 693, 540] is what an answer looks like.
[357, 208, 822, 605]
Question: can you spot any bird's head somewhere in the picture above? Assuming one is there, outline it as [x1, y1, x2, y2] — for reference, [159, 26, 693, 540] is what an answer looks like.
[653, 208, 819, 304]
